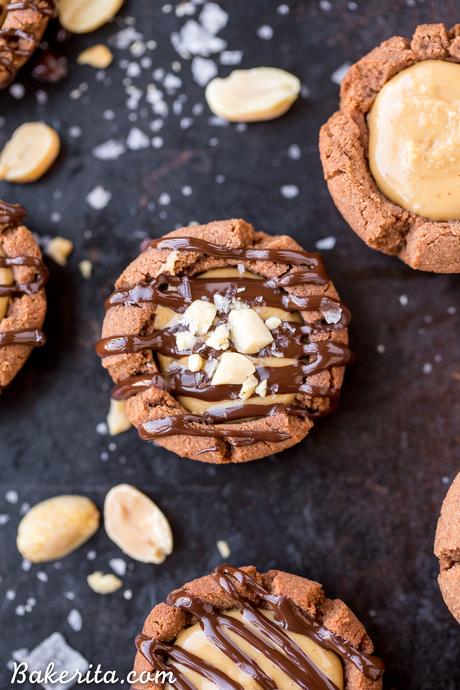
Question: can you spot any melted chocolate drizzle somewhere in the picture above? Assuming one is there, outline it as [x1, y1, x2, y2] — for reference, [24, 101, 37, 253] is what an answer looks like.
[136, 565, 384, 690]
[0, 0, 56, 87]
[98, 237, 351, 447]
[0, 200, 48, 347]
[0, 328, 45, 347]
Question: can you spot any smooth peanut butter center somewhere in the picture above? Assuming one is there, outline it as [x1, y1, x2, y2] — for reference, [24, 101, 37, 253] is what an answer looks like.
[170, 608, 344, 690]
[368, 60, 460, 221]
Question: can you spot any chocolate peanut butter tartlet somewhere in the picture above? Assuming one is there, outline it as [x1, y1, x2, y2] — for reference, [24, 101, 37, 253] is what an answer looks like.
[132, 564, 384, 690]
[435, 473, 460, 623]
[97, 219, 350, 463]
[319, 23, 460, 272]
[0, 200, 47, 387]
[0, 0, 56, 88]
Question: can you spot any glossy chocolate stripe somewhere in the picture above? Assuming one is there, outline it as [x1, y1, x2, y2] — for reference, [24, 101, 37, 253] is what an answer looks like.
[138, 403, 295, 443]
[0, 255, 48, 295]
[111, 343, 350, 402]
[215, 567, 384, 682]
[105, 275, 345, 317]
[113, 372, 340, 402]
[0, 200, 26, 226]
[149, 236, 328, 274]
[0, 328, 46, 346]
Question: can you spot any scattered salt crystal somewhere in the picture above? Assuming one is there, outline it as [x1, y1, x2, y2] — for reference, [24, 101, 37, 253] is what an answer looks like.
[111, 27, 142, 50]
[5, 489, 18, 504]
[86, 186, 112, 210]
[278, 4, 290, 13]
[191, 56, 217, 86]
[96, 422, 108, 435]
[182, 185, 192, 196]
[6, 589, 15, 600]
[67, 609, 83, 632]
[25, 633, 88, 690]
[172, 20, 226, 58]
[315, 236, 336, 250]
[68, 126, 82, 138]
[331, 62, 351, 85]
[257, 25, 274, 40]
[220, 50, 243, 65]
[86, 550, 97, 561]
[9, 83, 25, 99]
[280, 184, 299, 199]
[399, 295, 408, 306]
[109, 558, 127, 576]
[377, 344, 385, 354]
[123, 589, 133, 600]
[288, 144, 301, 159]
[322, 305, 342, 324]
[37, 571, 49, 583]
[92, 139, 125, 160]
[320, 0, 333, 9]
[126, 127, 150, 150]
[0, 514, 10, 525]
[200, 3, 228, 34]
[159, 192, 171, 205]
[422, 363, 433, 375]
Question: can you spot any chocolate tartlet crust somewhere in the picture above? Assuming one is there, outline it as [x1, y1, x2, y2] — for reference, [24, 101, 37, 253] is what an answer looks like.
[99, 219, 350, 464]
[133, 565, 383, 690]
[319, 23, 460, 273]
[0, 201, 47, 387]
[0, 1, 56, 88]
[435, 473, 460, 623]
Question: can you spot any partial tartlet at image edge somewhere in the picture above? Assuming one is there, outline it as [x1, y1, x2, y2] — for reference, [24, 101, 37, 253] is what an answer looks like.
[319, 23, 460, 273]
[132, 564, 384, 690]
[0, 199, 47, 387]
[435, 473, 460, 624]
[97, 218, 351, 464]
[0, 0, 56, 88]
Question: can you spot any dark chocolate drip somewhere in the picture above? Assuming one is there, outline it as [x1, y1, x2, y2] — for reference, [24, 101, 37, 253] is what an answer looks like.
[137, 565, 384, 690]
[139, 403, 294, 446]
[105, 276, 347, 323]
[0, 255, 48, 295]
[0, 328, 45, 347]
[0, 200, 26, 226]
[0, 0, 56, 87]
[149, 236, 328, 275]
[110, 342, 350, 404]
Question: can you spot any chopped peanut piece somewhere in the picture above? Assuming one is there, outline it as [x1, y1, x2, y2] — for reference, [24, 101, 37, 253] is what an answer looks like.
[46, 237, 74, 266]
[0, 123, 60, 183]
[107, 399, 132, 436]
[87, 571, 122, 594]
[77, 44, 113, 69]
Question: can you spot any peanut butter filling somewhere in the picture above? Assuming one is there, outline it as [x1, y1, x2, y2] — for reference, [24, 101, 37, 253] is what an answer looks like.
[170, 608, 344, 690]
[0, 246, 13, 320]
[155, 268, 300, 416]
[368, 60, 460, 221]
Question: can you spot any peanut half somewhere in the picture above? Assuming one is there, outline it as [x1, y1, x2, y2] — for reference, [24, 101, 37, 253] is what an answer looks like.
[59, 0, 124, 34]
[17, 495, 100, 563]
[104, 484, 173, 564]
[205, 67, 301, 122]
[0, 123, 60, 183]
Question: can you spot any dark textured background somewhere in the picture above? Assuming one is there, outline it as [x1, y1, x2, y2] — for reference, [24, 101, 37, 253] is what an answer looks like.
[1, 1, 459, 688]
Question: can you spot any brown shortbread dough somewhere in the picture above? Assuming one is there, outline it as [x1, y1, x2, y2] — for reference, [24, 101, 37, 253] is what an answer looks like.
[0, 1, 55, 89]
[99, 219, 349, 464]
[435, 473, 460, 623]
[0, 212, 46, 387]
[132, 565, 382, 690]
[319, 23, 460, 272]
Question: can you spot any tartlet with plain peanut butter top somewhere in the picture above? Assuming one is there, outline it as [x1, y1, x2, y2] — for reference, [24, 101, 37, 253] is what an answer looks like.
[132, 565, 384, 690]
[97, 219, 350, 464]
[319, 23, 460, 272]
